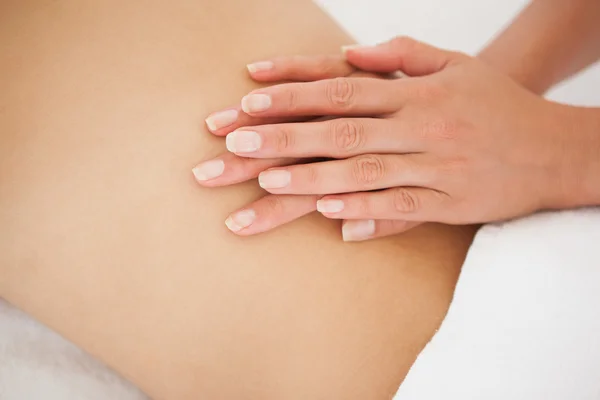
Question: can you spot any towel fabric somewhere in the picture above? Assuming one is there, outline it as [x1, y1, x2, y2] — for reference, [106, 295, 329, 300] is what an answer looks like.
[0, 299, 147, 400]
[396, 208, 600, 400]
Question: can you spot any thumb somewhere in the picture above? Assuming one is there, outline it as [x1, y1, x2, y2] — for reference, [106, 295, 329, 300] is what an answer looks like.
[342, 36, 461, 77]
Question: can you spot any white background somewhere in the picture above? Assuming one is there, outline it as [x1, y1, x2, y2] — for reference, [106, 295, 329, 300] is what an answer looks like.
[315, 0, 600, 106]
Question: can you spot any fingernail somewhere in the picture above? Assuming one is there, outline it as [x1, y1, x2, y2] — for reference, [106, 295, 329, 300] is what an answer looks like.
[225, 209, 256, 232]
[205, 109, 238, 131]
[342, 219, 375, 242]
[241, 94, 272, 113]
[258, 170, 291, 189]
[341, 44, 367, 55]
[247, 61, 274, 74]
[192, 159, 225, 181]
[317, 199, 344, 213]
[226, 130, 261, 153]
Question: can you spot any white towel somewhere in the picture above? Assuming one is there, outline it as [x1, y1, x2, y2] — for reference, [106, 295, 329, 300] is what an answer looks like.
[396, 208, 600, 400]
[0, 299, 147, 400]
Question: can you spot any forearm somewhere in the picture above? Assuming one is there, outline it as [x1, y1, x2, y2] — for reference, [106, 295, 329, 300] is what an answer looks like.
[478, 0, 600, 94]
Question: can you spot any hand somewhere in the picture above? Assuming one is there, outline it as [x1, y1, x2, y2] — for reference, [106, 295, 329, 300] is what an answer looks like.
[194, 57, 416, 239]
[196, 37, 582, 240]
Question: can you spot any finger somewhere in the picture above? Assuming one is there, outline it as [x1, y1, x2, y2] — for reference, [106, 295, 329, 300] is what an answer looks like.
[224, 194, 318, 236]
[341, 219, 423, 242]
[240, 77, 413, 117]
[246, 55, 355, 82]
[343, 36, 462, 76]
[224, 118, 422, 159]
[204, 106, 310, 137]
[257, 154, 433, 195]
[192, 152, 300, 187]
[316, 187, 448, 221]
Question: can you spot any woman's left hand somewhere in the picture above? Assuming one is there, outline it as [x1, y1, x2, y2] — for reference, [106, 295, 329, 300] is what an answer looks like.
[197, 37, 580, 241]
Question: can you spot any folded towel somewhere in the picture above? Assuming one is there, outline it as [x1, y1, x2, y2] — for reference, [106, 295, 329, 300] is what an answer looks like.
[396, 208, 600, 400]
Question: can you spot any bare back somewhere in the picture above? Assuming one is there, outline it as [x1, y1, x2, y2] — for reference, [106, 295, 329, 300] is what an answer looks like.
[0, 1, 475, 398]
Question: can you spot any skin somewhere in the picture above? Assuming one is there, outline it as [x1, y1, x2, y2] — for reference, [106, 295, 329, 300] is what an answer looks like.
[195, 0, 600, 242]
[0, 1, 596, 398]
[0, 0, 475, 398]
[478, 0, 600, 94]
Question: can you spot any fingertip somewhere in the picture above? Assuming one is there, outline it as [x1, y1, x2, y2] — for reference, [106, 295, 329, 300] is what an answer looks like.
[316, 198, 345, 214]
[225, 209, 257, 234]
[247, 60, 275, 74]
[341, 43, 404, 74]
[246, 61, 279, 82]
[192, 159, 225, 184]
[205, 109, 239, 135]
[241, 94, 272, 115]
[205, 118, 217, 132]
[246, 71, 279, 83]
[342, 219, 376, 242]
[341, 44, 368, 58]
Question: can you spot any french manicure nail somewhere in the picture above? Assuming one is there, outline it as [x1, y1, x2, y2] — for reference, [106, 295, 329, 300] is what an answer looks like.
[342, 219, 375, 242]
[192, 159, 225, 181]
[317, 199, 345, 213]
[258, 170, 291, 189]
[225, 209, 256, 232]
[226, 130, 261, 153]
[205, 109, 239, 131]
[241, 94, 272, 113]
[247, 61, 274, 73]
[341, 44, 367, 55]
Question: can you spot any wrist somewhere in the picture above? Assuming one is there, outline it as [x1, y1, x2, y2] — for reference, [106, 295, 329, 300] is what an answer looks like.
[477, 48, 549, 95]
[547, 104, 600, 209]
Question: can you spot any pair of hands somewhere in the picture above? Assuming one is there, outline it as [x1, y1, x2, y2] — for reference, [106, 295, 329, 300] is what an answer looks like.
[193, 36, 573, 241]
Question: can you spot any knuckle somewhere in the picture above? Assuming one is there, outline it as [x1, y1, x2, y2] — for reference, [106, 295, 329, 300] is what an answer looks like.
[390, 36, 417, 52]
[415, 81, 447, 103]
[330, 119, 365, 154]
[392, 188, 419, 213]
[326, 77, 356, 109]
[424, 118, 459, 141]
[357, 194, 374, 215]
[286, 87, 299, 111]
[275, 126, 295, 152]
[352, 155, 385, 187]
[437, 157, 467, 176]
[305, 165, 320, 186]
